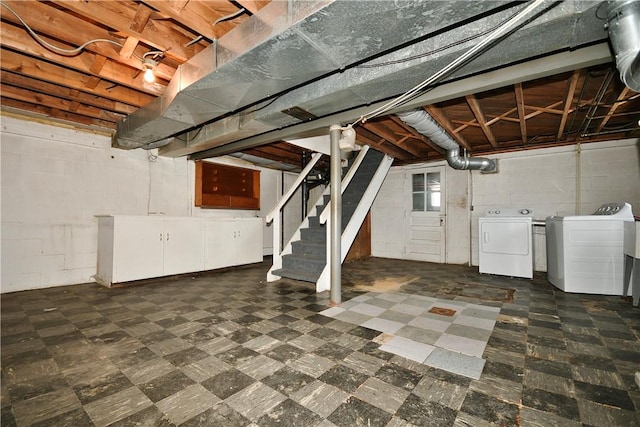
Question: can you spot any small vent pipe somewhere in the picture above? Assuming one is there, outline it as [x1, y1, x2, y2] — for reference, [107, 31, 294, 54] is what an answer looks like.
[397, 110, 496, 172]
[607, 0, 640, 92]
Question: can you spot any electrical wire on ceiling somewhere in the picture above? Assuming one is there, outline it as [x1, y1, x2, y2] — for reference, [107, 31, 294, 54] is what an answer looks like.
[184, 7, 247, 48]
[350, 0, 553, 127]
[0, 1, 142, 59]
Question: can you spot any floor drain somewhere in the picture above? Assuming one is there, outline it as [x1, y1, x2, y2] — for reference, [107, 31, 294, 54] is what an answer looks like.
[429, 306, 456, 316]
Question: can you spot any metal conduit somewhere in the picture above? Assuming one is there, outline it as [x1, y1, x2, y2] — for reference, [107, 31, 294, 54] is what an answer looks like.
[396, 110, 496, 172]
[607, 0, 640, 92]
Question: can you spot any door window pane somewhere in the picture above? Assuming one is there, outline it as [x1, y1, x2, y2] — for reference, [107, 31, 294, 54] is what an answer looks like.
[426, 172, 441, 212]
[412, 172, 441, 212]
[412, 173, 425, 211]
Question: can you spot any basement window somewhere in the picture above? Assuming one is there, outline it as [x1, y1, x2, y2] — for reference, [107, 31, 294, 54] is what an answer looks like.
[412, 172, 441, 212]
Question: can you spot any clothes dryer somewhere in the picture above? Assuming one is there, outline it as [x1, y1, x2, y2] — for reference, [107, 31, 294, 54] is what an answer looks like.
[545, 203, 634, 294]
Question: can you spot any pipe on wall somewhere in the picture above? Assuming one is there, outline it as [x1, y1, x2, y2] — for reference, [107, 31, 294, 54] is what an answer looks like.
[396, 109, 496, 172]
[607, 0, 640, 92]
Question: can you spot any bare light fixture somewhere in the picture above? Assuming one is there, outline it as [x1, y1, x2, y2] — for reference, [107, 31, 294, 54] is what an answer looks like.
[142, 57, 157, 83]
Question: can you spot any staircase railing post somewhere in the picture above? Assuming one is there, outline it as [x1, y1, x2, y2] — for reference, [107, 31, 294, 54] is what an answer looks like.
[329, 124, 342, 306]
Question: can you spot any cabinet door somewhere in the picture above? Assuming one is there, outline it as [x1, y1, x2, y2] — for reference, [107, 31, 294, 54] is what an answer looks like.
[163, 218, 204, 276]
[235, 218, 264, 265]
[204, 220, 236, 270]
[113, 217, 164, 282]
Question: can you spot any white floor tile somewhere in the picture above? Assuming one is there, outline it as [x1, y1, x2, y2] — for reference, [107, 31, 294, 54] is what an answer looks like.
[361, 318, 405, 334]
[434, 333, 487, 358]
[425, 348, 486, 380]
[350, 303, 387, 316]
[380, 336, 435, 363]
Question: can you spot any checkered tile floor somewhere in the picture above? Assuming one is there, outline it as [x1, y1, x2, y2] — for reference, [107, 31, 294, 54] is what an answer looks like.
[2, 258, 639, 426]
[320, 293, 500, 379]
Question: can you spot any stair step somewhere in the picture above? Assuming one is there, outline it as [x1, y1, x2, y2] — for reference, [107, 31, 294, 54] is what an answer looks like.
[300, 227, 326, 241]
[292, 240, 326, 257]
[281, 253, 325, 274]
[272, 268, 321, 283]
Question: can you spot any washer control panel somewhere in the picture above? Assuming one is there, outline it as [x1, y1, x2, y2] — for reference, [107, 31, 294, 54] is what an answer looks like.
[484, 208, 534, 217]
[593, 203, 627, 215]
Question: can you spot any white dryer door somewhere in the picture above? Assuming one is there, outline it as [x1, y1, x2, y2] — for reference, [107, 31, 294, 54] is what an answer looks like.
[480, 220, 530, 255]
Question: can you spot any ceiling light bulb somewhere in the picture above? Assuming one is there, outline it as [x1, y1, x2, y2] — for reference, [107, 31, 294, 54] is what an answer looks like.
[143, 67, 155, 83]
[142, 57, 157, 83]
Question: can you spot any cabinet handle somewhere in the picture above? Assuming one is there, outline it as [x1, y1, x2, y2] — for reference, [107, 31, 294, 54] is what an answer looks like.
[166, 233, 170, 241]
[160, 233, 163, 241]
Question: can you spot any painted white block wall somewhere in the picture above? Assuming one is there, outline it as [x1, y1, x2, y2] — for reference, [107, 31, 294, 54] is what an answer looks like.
[1, 116, 282, 293]
[372, 139, 640, 272]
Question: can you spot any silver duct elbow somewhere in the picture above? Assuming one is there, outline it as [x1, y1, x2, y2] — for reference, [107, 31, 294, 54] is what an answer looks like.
[607, 0, 640, 92]
[396, 109, 496, 172]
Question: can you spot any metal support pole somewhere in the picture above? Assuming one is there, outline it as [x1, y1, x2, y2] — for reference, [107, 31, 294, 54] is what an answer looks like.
[329, 125, 342, 305]
[301, 151, 309, 219]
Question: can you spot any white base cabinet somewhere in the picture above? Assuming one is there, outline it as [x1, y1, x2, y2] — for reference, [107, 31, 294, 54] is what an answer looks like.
[96, 216, 263, 287]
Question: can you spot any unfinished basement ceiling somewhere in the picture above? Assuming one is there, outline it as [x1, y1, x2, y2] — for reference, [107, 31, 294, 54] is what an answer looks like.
[1, 1, 639, 171]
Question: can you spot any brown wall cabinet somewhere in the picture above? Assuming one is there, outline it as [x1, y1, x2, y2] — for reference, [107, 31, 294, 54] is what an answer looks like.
[195, 161, 260, 210]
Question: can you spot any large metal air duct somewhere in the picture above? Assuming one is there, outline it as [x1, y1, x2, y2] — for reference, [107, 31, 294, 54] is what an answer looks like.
[607, 0, 640, 92]
[397, 109, 496, 172]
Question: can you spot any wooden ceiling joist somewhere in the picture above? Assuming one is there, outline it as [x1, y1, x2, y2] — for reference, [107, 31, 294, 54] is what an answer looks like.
[557, 70, 582, 140]
[514, 83, 527, 144]
[48, 0, 198, 62]
[1, 49, 155, 107]
[596, 87, 632, 133]
[465, 95, 498, 148]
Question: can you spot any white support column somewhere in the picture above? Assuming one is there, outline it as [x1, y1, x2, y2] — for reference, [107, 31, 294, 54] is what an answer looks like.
[329, 124, 342, 306]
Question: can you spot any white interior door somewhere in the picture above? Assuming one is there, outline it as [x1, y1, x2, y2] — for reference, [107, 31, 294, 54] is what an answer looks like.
[406, 167, 446, 263]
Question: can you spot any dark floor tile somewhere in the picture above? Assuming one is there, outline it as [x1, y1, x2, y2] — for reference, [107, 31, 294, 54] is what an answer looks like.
[110, 346, 158, 369]
[30, 407, 92, 427]
[395, 393, 457, 426]
[486, 336, 526, 354]
[522, 386, 580, 420]
[313, 343, 353, 362]
[525, 356, 572, 378]
[181, 403, 250, 427]
[0, 331, 39, 346]
[71, 371, 134, 405]
[483, 360, 524, 383]
[201, 368, 256, 400]
[154, 316, 189, 329]
[309, 326, 339, 340]
[347, 326, 381, 340]
[227, 327, 263, 344]
[270, 314, 298, 326]
[569, 354, 617, 371]
[598, 329, 636, 341]
[527, 334, 566, 349]
[164, 347, 209, 367]
[262, 366, 315, 397]
[608, 347, 640, 363]
[563, 331, 603, 345]
[327, 396, 392, 427]
[107, 405, 174, 427]
[574, 381, 635, 410]
[7, 374, 69, 403]
[460, 390, 520, 425]
[374, 363, 423, 391]
[1, 406, 16, 427]
[235, 314, 264, 326]
[267, 327, 303, 342]
[319, 365, 369, 393]
[427, 367, 472, 388]
[358, 342, 395, 361]
[140, 370, 195, 402]
[266, 344, 305, 364]
[216, 345, 260, 366]
[257, 398, 323, 427]
[306, 314, 334, 325]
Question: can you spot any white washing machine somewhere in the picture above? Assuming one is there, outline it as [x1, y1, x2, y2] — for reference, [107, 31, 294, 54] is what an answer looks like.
[545, 202, 634, 295]
[479, 208, 534, 279]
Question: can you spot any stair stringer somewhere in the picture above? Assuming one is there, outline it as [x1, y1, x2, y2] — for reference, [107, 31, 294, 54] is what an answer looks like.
[316, 153, 394, 292]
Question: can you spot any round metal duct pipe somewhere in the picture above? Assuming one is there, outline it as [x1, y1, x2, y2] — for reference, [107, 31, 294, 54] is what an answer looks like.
[607, 0, 640, 92]
[396, 110, 496, 172]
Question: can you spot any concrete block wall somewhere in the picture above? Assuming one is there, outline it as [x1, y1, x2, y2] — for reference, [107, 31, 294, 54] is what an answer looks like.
[1, 116, 281, 293]
[372, 139, 640, 272]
